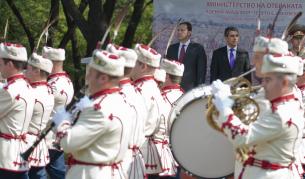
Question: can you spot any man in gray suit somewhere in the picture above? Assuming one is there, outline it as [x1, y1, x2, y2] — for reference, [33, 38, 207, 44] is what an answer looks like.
[166, 21, 207, 92]
[210, 26, 251, 83]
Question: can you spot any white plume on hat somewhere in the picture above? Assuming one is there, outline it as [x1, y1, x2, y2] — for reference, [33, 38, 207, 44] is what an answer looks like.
[253, 36, 268, 52]
[28, 53, 53, 73]
[253, 36, 289, 55]
[161, 58, 184, 77]
[42, 46, 65, 61]
[0, 43, 27, 62]
[106, 43, 138, 68]
[154, 68, 166, 83]
[89, 50, 125, 77]
[261, 54, 303, 75]
[134, 44, 161, 68]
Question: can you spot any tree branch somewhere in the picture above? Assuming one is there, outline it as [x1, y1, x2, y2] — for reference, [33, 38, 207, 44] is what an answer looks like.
[61, 0, 90, 40]
[5, 0, 35, 51]
[102, 0, 116, 24]
[71, 30, 81, 91]
[47, 0, 60, 47]
[143, 0, 153, 11]
[59, 0, 87, 48]
[88, 0, 102, 25]
[121, 0, 145, 47]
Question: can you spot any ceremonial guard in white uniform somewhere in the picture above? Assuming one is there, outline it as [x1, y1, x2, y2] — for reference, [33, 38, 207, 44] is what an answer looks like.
[153, 59, 184, 177]
[291, 24, 305, 103]
[160, 59, 184, 106]
[131, 44, 169, 177]
[25, 53, 54, 179]
[43, 46, 74, 179]
[107, 43, 147, 179]
[0, 42, 34, 179]
[252, 36, 304, 178]
[53, 50, 132, 179]
[211, 53, 305, 179]
[288, 24, 305, 58]
[290, 25, 305, 177]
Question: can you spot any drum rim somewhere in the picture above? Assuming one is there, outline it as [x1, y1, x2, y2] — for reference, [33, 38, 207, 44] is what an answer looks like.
[169, 93, 234, 178]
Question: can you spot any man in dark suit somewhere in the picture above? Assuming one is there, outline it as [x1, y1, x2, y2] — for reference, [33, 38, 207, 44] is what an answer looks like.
[210, 26, 251, 83]
[166, 21, 207, 92]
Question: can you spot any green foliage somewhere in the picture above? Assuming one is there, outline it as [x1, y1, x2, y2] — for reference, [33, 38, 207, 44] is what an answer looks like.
[112, 0, 153, 47]
[0, 0, 153, 88]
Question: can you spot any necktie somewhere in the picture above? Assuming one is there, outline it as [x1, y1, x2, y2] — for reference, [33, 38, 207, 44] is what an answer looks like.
[179, 44, 186, 62]
[229, 48, 235, 68]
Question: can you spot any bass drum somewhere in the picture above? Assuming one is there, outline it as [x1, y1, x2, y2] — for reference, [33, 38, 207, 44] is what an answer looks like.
[169, 85, 235, 178]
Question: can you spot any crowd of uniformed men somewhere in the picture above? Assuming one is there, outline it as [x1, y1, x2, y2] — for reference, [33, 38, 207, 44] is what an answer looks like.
[1, 21, 305, 179]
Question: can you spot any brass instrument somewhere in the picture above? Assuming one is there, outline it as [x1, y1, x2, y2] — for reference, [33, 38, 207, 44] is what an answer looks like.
[206, 77, 260, 132]
[206, 68, 261, 162]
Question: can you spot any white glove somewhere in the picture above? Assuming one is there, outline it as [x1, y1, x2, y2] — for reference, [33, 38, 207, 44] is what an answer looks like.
[212, 92, 234, 117]
[211, 79, 231, 97]
[71, 96, 92, 114]
[0, 82, 5, 90]
[75, 96, 92, 111]
[52, 106, 72, 127]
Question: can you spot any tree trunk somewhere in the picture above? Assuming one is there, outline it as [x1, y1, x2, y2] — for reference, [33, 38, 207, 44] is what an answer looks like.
[46, 0, 60, 47]
[71, 31, 81, 91]
[61, 0, 116, 55]
[6, 0, 35, 51]
[59, 0, 88, 48]
[121, 0, 145, 47]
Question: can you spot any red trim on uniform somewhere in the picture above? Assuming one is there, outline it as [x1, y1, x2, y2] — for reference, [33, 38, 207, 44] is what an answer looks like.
[30, 81, 48, 87]
[238, 157, 291, 179]
[297, 84, 305, 91]
[128, 145, 140, 152]
[56, 122, 70, 140]
[270, 94, 297, 112]
[4, 74, 29, 90]
[221, 114, 248, 139]
[7, 74, 27, 83]
[270, 94, 296, 104]
[221, 114, 234, 131]
[286, 118, 293, 127]
[133, 76, 155, 85]
[48, 72, 69, 80]
[67, 155, 121, 169]
[90, 87, 121, 100]
[161, 84, 184, 93]
[119, 78, 132, 86]
[0, 132, 27, 143]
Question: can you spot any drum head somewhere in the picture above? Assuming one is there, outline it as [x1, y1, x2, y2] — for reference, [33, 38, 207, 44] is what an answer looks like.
[169, 85, 235, 178]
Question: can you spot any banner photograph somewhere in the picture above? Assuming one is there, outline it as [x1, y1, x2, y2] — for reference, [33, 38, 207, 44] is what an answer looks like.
[153, 0, 305, 83]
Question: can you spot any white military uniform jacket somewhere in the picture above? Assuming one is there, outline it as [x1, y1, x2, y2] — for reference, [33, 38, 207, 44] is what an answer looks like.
[47, 72, 74, 149]
[216, 92, 304, 179]
[297, 84, 305, 166]
[119, 78, 147, 179]
[27, 81, 54, 167]
[57, 87, 132, 179]
[152, 84, 184, 176]
[0, 74, 34, 171]
[133, 75, 167, 174]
